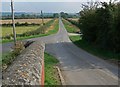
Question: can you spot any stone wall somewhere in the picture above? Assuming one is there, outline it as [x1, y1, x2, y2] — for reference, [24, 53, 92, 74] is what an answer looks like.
[2, 41, 45, 86]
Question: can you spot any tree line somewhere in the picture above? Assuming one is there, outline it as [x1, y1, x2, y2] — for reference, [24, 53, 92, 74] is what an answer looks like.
[79, 1, 120, 53]
[67, 1, 120, 53]
[2, 13, 59, 20]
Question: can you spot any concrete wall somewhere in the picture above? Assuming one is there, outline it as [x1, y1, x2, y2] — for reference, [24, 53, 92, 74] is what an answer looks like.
[2, 41, 45, 86]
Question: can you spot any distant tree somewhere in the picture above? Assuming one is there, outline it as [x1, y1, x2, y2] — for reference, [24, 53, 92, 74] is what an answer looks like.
[53, 13, 59, 18]
[60, 12, 68, 18]
[21, 14, 25, 18]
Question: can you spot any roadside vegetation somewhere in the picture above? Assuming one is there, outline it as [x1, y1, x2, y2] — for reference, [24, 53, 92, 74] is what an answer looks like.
[63, 18, 119, 61]
[70, 36, 120, 61]
[63, 1, 120, 61]
[74, 2, 119, 54]
[44, 52, 61, 85]
[2, 41, 25, 71]
[62, 19, 79, 33]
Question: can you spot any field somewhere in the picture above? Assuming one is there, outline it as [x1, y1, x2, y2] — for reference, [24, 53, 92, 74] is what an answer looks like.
[1, 18, 52, 37]
[68, 18, 79, 22]
[2, 19, 59, 43]
[0, 18, 52, 24]
[2, 26, 40, 37]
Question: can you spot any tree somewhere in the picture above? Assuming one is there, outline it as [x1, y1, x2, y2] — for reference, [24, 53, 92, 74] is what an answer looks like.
[60, 12, 68, 18]
[53, 13, 59, 18]
[79, 1, 120, 52]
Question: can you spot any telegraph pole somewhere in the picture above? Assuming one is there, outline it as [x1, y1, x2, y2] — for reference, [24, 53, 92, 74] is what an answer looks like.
[41, 10, 44, 25]
[11, 0, 16, 45]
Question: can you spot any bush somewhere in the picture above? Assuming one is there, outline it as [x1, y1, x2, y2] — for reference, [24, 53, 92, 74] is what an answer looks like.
[12, 41, 25, 56]
[24, 22, 28, 26]
[79, 2, 120, 53]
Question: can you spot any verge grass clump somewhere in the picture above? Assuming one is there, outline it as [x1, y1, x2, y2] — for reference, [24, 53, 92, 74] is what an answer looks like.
[44, 52, 61, 85]
[2, 41, 25, 71]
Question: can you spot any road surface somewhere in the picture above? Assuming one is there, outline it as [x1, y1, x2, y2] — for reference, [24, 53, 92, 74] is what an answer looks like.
[2, 18, 119, 85]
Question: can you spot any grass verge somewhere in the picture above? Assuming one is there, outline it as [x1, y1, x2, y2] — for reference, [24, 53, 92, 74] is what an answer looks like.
[62, 19, 79, 33]
[2, 41, 25, 71]
[44, 52, 61, 85]
[2, 52, 16, 69]
[70, 36, 120, 61]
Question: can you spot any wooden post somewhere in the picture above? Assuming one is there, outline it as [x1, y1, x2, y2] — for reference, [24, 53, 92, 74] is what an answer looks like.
[11, 0, 16, 45]
[41, 10, 44, 25]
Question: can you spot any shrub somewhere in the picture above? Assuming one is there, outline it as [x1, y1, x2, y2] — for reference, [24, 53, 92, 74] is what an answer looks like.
[78, 2, 120, 53]
[12, 41, 25, 56]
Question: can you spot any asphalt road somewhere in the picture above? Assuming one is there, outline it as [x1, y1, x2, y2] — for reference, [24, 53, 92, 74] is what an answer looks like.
[2, 18, 119, 85]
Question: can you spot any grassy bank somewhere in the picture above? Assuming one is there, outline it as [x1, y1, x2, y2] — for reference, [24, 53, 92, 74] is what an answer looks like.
[2, 52, 16, 70]
[45, 19, 59, 35]
[62, 19, 79, 33]
[70, 36, 120, 61]
[44, 52, 61, 85]
[2, 19, 59, 43]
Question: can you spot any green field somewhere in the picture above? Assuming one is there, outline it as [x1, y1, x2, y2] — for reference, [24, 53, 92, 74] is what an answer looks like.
[44, 52, 61, 85]
[2, 19, 59, 43]
[2, 26, 40, 37]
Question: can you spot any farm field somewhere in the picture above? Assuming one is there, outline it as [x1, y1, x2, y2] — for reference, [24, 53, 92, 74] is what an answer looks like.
[2, 19, 59, 43]
[2, 26, 40, 37]
[2, 18, 52, 37]
[0, 18, 52, 24]
[68, 18, 79, 21]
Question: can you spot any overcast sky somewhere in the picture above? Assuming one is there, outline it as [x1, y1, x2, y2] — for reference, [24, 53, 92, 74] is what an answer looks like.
[1, 0, 111, 13]
[2, 2, 83, 13]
